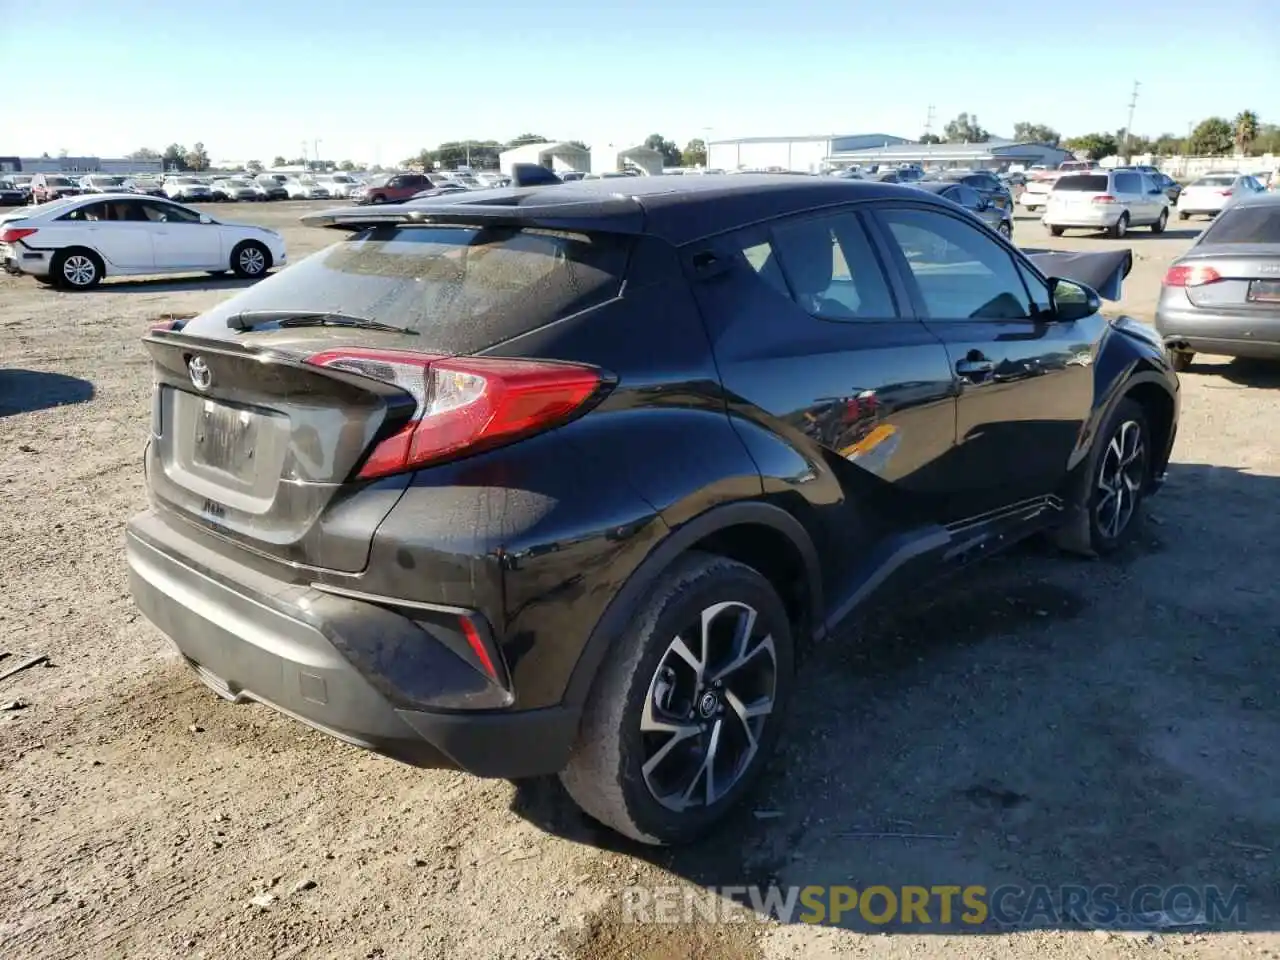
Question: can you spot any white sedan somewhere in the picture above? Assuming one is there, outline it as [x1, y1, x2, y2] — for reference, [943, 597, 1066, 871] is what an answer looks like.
[0, 193, 287, 289]
[283, 177, 330, 200]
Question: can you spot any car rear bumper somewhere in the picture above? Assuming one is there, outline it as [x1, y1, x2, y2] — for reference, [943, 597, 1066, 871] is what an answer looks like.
[1, 243, 51, 277]
[1155, 300, 1280, 358]
[1042, 207, 1124, 228]
[125, 509, 578, 778]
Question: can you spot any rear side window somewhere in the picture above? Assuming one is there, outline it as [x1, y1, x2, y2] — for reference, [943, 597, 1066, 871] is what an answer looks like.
[768, 212, 897, 320]
[1055, 175, 1109, 192]
[185, 224, 631, 352]
[1113, 173, 1140, 194]
[1199, 205, 1280, 244]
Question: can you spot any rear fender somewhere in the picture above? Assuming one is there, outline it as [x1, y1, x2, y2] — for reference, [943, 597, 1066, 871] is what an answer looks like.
[561, 500, 823, 713]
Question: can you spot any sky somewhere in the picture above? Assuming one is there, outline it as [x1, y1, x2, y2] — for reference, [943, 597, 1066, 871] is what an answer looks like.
[2, 0, 1276, 165]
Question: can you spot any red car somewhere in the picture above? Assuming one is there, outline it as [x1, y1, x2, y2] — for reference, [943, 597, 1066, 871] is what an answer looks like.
[355, 173, 435, 205]
[30, 173, 82, 204]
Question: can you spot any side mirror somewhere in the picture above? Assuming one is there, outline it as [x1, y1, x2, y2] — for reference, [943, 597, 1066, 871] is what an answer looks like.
[199, 214, 212, 224]
[1048, 277, 1100, 322]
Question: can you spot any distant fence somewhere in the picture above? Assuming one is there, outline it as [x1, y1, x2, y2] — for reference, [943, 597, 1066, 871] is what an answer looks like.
[1116, 154, 1278, 178]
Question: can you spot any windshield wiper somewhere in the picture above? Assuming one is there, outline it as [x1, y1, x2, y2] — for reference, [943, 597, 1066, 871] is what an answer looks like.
[227, 310, 417, 335]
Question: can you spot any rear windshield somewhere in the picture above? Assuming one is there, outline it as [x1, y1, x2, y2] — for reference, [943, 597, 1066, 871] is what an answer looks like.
[46, 177, 72, 187]
[1054, 175, 1109, 192]
[1199, 205, 1280, 244]
[1191, 176, 1235, 187]
[185, 224, 631, 351]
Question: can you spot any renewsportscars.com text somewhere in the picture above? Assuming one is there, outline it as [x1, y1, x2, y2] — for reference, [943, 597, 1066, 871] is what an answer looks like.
[621, 883, 1247, 928]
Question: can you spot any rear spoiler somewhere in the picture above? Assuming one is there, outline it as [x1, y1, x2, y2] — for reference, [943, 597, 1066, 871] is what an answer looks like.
[1025, 248, 1132, 301]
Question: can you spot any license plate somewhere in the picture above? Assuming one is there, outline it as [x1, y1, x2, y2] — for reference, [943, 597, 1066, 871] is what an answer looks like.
[1247, 279, 1280, 303]
[193, 400, 258, 476]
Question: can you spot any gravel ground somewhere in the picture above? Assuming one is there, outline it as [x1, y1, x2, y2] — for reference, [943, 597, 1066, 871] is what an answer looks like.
[2, 201, 1278, 960]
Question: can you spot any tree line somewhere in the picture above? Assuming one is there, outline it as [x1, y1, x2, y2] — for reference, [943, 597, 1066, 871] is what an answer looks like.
[400, 133, 707, 171]
[920, 111, 1276, 161]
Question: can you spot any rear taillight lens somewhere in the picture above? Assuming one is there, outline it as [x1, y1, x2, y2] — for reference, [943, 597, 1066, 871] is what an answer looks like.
[1091, 195, 1118, 204]
[1163, 264, 1222, 287]
[1218, 189, 1233, 196]
[306, 348, 607, 480]
[0, 227, 37, 244]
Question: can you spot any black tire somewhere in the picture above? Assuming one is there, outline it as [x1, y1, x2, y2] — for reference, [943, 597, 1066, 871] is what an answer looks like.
[1049, 225, 1065, 237]
[559, 551, 794, 845]
[1107, 212, 1130, 239]
[1178, 210, 1190, 221]
[997, 221, 1012, 240]
[51, 248, 103, 290]
[370, 194, 386, 204]
[1170, 350, 1194, 372]
[230, 240, 271, 279]
[1051, 397, 1150, 557]
[1151, 208, 1168, 234]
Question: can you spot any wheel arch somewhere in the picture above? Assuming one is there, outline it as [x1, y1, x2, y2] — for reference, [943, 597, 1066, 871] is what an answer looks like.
[562, 500, 822, 713]
[53, 245, 106, 280]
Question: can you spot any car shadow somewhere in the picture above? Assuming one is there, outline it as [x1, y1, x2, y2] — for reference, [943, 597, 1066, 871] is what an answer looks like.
[1208, 358, 1280, 389]
[0, 368, 94, 416]
[512, 461, 1278, 936]
[90, 275, 265, 295]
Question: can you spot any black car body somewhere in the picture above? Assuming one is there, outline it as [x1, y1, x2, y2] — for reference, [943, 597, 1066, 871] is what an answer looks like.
[125, 176, 1179, 845]
[1156, 192, 1280, 368]
[912, 180, 1013, 238]
[0, 179, 25, 205]
[936, 170, 1014, 213]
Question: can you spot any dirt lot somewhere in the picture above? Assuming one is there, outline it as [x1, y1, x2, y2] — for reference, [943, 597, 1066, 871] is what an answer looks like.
[2, 201, 1278, 960]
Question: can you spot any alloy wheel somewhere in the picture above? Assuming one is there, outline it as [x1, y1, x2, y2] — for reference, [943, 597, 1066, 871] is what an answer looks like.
[63, 255, 97, 287]
[238, 246, 266, 275]
[1096, 419, 1145, 539]
[640, 601, 777, 812]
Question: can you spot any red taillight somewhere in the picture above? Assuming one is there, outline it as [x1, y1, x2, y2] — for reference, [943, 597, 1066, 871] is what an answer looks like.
[0, 227, 37, 244]
[1163, 264, 1222, 287]
[1091, 195, 1117, 204]
[306, 348, 606, 479]
[1218, 189, 1233, 196]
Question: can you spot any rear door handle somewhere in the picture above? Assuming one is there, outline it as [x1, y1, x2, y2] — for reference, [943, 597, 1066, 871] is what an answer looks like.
[956, 358, 995, 380]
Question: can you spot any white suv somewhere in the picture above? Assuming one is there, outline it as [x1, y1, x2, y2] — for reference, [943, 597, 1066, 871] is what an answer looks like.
[1043, 169, 1170, 238]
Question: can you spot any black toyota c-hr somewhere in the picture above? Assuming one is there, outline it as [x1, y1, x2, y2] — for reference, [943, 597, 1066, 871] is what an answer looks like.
[127, 176, 1179, 845]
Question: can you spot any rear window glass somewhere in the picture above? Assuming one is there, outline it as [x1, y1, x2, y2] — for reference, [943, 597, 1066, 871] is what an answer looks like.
[1199, 205, 1280, 244]
[1054, 175, 1109, 192]
[1192, 176, 1235, 187]
[186, 224, 631, 351]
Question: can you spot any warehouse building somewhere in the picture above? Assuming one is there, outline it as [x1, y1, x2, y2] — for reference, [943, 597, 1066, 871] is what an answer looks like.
[708, 134, 910, 173]
[0, 155, 164, 174]
[828, 138, 1073, 171]
[591, 143, 664, 176]
[498, 141, 590, 176]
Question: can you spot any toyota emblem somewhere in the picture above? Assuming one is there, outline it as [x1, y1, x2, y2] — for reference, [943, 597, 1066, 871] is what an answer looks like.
[188, 356, 212, 391]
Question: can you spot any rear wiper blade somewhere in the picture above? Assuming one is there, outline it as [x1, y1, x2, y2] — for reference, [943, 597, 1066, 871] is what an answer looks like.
[227, 310, 417, 335]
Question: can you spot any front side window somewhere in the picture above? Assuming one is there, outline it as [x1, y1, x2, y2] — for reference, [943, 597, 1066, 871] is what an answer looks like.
[877, 207, 1035, 320]
[768, 212, 897, 320]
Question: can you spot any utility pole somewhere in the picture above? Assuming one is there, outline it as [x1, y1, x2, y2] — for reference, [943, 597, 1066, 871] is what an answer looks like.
[313, 139, 322, 170]
[1124, 81, 1140, 160]
[300, 140, 308, 170]
[924, 104, 936, 139]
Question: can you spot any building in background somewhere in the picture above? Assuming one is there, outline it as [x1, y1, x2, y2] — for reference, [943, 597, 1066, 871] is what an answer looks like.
[590, 143, 664, 176]
[708, 134, 910, 173]
[827, 138, 1072, 171]
[1, 155, 165, 174]
[498, 141, 590, 175]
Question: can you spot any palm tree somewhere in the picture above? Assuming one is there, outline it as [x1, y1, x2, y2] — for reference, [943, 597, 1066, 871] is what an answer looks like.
[1234, 111, 1260, 155]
